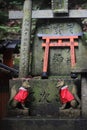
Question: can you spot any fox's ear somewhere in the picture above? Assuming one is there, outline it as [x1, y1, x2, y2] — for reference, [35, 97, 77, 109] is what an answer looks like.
[56, 80, 65, 88]
[57, 79, 62, 82]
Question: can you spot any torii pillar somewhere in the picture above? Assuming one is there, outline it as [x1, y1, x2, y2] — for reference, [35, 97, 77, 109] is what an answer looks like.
[19, 0, 32, 78]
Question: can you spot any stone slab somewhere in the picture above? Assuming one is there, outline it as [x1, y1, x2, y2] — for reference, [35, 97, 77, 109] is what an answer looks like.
[0, 118, 87, 130]
[31, 21, 87, 76]
[9, 10, 87, 19]
[7, 109, 29, 117]
[71, 69, 87, 74]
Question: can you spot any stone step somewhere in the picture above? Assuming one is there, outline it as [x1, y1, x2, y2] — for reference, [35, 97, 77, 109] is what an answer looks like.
[0, 117, 87, 130]
[7, 108, 81, 119]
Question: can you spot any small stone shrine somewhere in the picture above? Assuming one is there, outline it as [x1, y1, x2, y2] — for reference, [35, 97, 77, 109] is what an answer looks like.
[1, 0, 87, 130]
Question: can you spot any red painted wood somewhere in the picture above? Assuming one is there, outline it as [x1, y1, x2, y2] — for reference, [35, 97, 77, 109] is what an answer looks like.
[3, 50, 13, 67]
[70, 38, 76, 67]
[42, 36, 78, 73]
[0, 93, 9, 119]
[42, 42, 78, 47]
[43, 38, 50, 72]
[42, 36, 78, 39]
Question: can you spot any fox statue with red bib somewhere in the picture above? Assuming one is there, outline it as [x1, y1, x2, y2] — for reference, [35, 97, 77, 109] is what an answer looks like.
[9, 80, 31, 110]
[56, 79, 81, 110]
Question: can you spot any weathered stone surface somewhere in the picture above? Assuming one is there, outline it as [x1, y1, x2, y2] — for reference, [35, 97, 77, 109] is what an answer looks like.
[59, 109, 81, 119]
[19, 0, 32, 77]
[7, 109, 29, 117]
[81, 74, 87, 118]
[9, 10, 87, 19]
[1, 118, 87, 130]
[51, 0, 68, 13]
[31, 20, 87, 76]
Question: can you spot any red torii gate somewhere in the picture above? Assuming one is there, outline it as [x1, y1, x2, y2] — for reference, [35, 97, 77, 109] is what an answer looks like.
[41, 36, 78, 78]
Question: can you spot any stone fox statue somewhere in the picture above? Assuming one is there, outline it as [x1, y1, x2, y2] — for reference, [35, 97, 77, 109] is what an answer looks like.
[56, 79, 81, 110]
[9, 80, 31, 109]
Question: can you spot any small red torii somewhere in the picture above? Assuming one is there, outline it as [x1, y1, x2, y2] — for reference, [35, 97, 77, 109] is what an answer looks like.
[41, 36, 78, 78]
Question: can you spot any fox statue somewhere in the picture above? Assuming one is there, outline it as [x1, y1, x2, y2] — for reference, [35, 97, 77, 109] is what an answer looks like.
[56, 79, 81, 110]
[8, 80, 31, 110]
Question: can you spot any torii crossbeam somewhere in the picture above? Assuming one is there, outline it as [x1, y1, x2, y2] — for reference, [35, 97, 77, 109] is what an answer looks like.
[41, 36, 78, 78]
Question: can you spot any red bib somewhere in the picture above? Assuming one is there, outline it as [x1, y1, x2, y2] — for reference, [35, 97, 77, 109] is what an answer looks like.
[60, 86, 74, 104]
[14, 87, 29, 103]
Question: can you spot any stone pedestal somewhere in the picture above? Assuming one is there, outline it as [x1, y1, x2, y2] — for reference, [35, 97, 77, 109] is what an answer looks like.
[8, 78, 81, 118]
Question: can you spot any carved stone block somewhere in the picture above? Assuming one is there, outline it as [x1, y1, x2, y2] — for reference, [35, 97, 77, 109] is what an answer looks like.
[51, 0, 68, 13]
